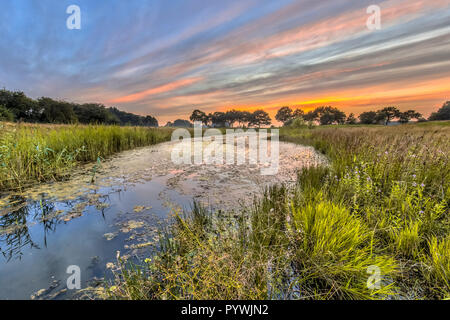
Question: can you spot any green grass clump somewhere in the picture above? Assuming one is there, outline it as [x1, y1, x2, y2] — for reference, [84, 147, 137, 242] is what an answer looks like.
[290, 199, 397, 299]
[0, 122, 173, 191]
[282, 123, 449, 298]
[422, 236, 450, 294]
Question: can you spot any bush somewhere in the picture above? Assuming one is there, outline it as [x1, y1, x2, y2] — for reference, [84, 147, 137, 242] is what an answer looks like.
[0, 105, 14, 121]
[429, 102, 450, 121]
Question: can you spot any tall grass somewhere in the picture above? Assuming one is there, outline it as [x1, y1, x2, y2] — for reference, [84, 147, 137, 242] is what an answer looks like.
[106, 123, 449, 300]
[0, 122, 173, 191]
[280, 123, 449, 298]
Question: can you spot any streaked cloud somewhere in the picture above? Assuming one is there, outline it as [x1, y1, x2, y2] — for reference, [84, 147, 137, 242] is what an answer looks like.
[107, 77, 203, 104]
[0, 0, 449, 125]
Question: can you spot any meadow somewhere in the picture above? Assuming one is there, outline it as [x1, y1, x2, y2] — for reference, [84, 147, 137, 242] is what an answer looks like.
[106, 122, 449, 300]
[0, 122, 173, 191]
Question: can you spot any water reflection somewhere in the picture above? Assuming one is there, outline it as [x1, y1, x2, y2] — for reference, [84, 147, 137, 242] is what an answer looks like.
[1, 196, 42, 261]
[0, 176, 193, 299]
[0, 192, 109, 262]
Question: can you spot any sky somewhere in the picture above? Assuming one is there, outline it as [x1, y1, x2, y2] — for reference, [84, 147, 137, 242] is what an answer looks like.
[0, 0, 449, 125]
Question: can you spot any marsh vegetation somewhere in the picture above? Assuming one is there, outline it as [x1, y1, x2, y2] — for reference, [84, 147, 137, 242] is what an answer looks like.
[106, 123, 449, 300]
[0, 122, 173, 191]
[0, 120, 448, 300]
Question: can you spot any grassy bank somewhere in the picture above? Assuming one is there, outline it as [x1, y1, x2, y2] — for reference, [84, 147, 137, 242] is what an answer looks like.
[106, 123, 449, 300]
[0, 122, 173, 191]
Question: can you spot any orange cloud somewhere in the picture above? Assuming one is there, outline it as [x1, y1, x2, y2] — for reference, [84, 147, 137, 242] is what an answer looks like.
[107, 77, 202, 104]
[200, 75, 450, 123]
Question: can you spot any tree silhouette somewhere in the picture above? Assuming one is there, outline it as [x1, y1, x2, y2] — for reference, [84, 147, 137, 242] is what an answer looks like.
[399, 110, 422, 124]
[429, 101, 450, 121]
[275, 106, 293, 125]
[359, 111, 378, 124]
[346, 113, 357, 125]
[190, 109, 208, 125]
[249, 110, 271, 128]
[377, 107, 401, 125]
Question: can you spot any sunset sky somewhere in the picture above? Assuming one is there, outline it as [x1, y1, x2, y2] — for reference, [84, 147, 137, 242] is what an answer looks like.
[1, 0, 449, 125]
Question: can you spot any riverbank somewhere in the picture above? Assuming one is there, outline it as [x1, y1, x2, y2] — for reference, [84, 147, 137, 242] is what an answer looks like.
[0, 122, 173, 191]
[0, 134, 325, 299]
[106, 123, 449, 300]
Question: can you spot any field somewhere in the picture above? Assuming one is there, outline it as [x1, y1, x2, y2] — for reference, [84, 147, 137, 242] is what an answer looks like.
[0, 121, 448, 300]
[0, 122, 173, 191]
[105, 122, 449, 300]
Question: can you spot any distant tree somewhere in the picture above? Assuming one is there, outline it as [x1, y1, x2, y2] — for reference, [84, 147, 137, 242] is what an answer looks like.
[346, 113, 357, 125]
[0, 89, 12, 107]
[211, 112, 227, 127]
[0, 104, 14, 121]
[359, 111, 378, 124]
[225, 109, 240, 128]
[376, 107, 401, 125]
[206, 113, 213, 126]
[38, 97, 77, 124]
[0, 89, 39, 121]
[74, 103, 119, 124]
[287, 117, 308, 129]
[292, 108, 305, 119]
[429, 101, 450, 121]
[173, 119, 192, 127]
[237, 111, 252, 128]
[143, 115, 159, 127]
[109, 107, 157, 126]
[304, 111, 318, 122]
[234, 111, 244, 127]
[249, 110, 271, 128]
[166, 119, 192, 127]
[111, 107, 158, 126]
[190, 109, 208, 125]
[374, 112, 387, 124]
[0, 88, 160, 126]
[333, 109, 347, 125]
[275, 106, 293, 125]
[398, 110, 422, 124]
[313, 106, 346, 125]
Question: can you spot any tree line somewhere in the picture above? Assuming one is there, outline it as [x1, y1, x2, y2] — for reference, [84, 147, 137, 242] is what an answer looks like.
[0, 89, 158, 126]
[190, 109, 271, 128]
[284, 103, 449, 126]
[275, 103, 450, 126]
[275, 105, 426, 126]
[188, 102, 450, 128]
[1, 87, 448, 128]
